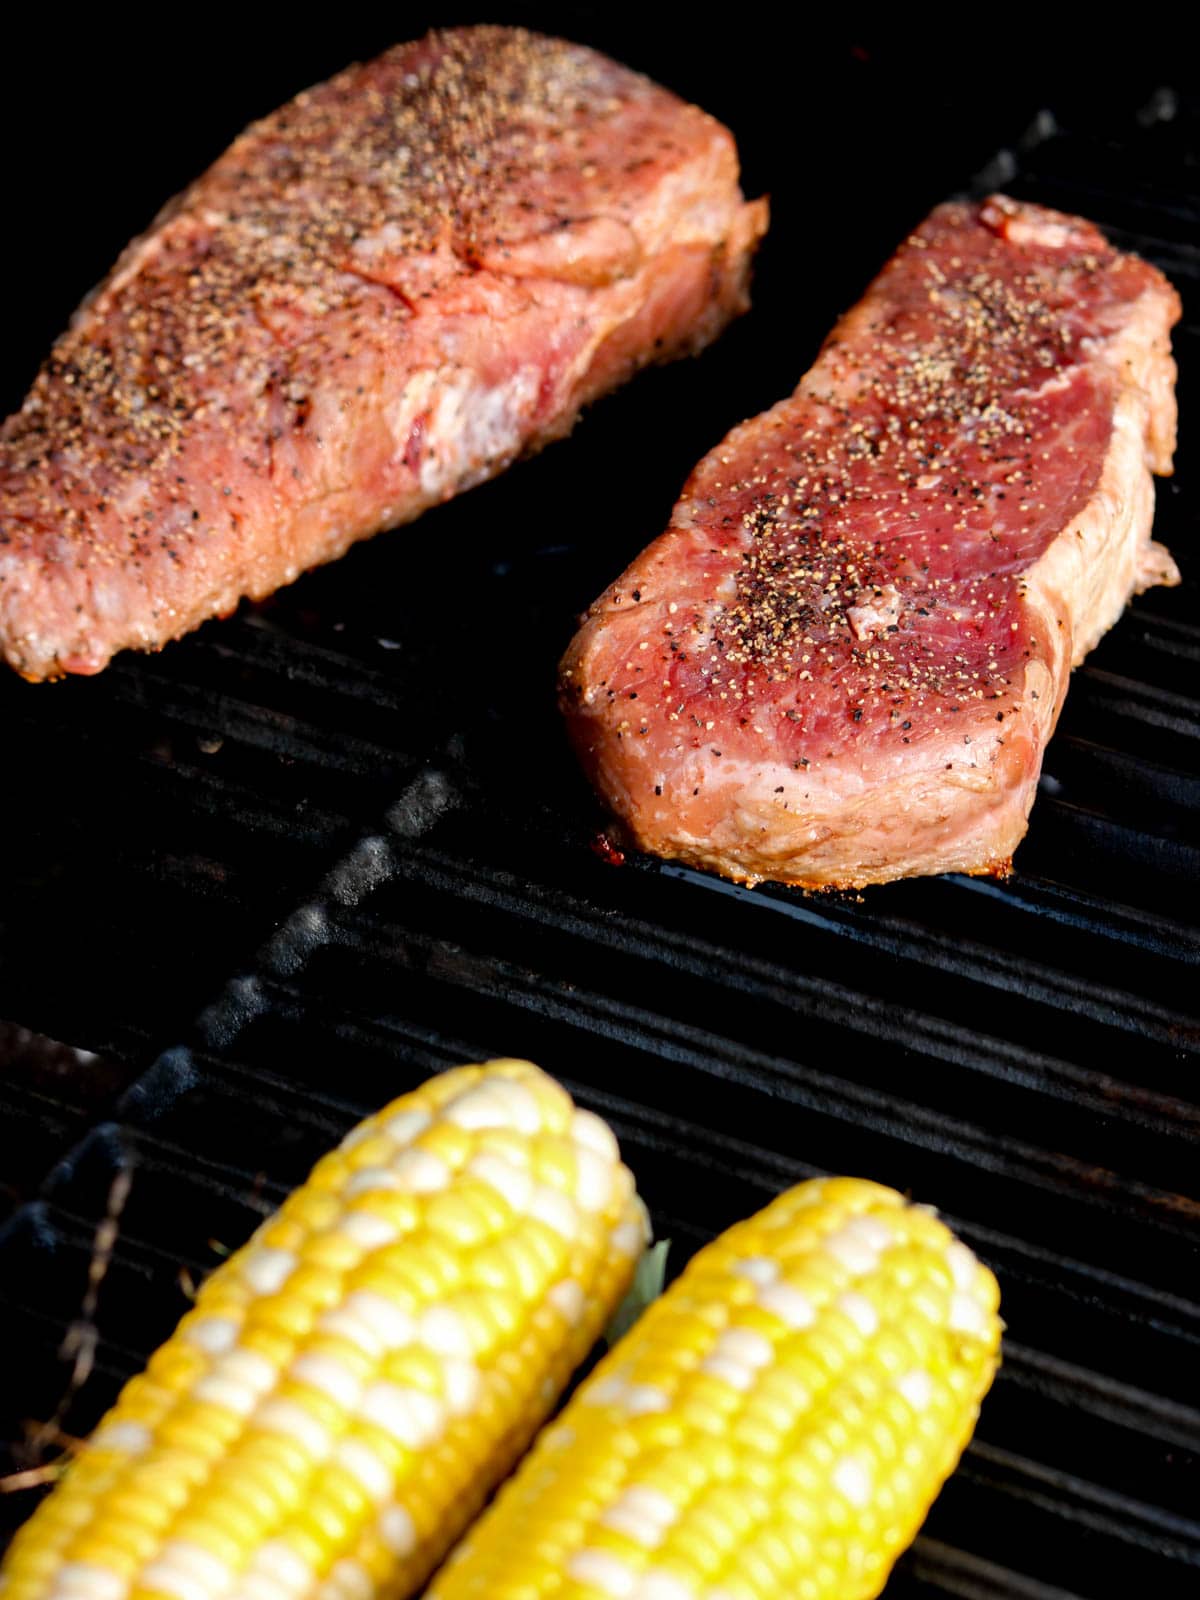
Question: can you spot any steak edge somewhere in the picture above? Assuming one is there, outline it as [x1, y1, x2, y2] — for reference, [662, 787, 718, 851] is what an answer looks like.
[0, 27, 766, 680]
[560, 196, 1180, 889]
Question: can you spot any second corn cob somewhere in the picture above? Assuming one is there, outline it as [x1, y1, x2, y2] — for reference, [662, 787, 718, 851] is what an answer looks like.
[428, 1176, 1001, 1600]
[0, 1061, 647, 1600]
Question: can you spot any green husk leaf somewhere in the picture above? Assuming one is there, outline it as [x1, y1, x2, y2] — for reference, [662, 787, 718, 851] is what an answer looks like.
[604, 1239, 671, 1346]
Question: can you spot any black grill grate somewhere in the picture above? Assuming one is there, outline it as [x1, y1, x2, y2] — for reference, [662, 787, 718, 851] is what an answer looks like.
[1, 64, 1197, 1600]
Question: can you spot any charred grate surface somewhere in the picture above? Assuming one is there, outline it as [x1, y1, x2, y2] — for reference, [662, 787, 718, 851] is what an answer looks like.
[1, 79, 1198, 1600]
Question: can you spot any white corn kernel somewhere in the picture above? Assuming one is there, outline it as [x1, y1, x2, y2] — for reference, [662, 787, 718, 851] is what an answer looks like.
[468, 1151, 533, 1213]
[897, 1370, 933, 1411]
[571, 1108, 621, 1161]
[137, 1568, 211, 1600]
[441, 1358, 481, 1416]
[215, 1349, 277, 1394]
[89, 1420, 151, 1455]
[361, 1382, 444, 1448]
[419, 1305, 473, 1358]
[732, 1257, 779, 1286]
[193, 1376, 259, 1418]
[824, 1226, 879, 1275]
[635, 1574, 695, 1600]
[379, 1504, 418, 1557]
[154, 1544, 234, 1593]
[602, 1506, 667, 1548]
[949, 1291, 991, 1338]
[946, 1240, 980, 1292]
[231, 1577, 288, 1600]
[246, 1543, 311, 1596]
[318, 1560, 373, 1600]
[382, 1109, 432, 1145]
[291, 1354, 363, 1411]
[602, 1487, 679, 1548]
[445, 1080, 541, 1135]
[182, 1316, 240, 1355]
[318, 1309, 384, 1360]
[339, 1212, 399, 1249]
[568, 1550, 638, 1598]
[837, 1292, 879, 1338]
[48, 1565, 129, 1600]
[611, 1218, 646, 1256]
[344, 1167, 402, 1198]
[832, 1455, 872, 1508]
[585, 1373, 631, 1407]
[712, 1328, 773, 1369]
[625, 1487, 679, 1524]
[574, 1147, 614, 1213]
[548, 1279, 586, 1322]
[843, 1214, 893, 1253]
[529, 1185, 578, 1240]
[242, 1247, 296, 1294]
[390, 1147, 451, 1192]
[757, 1281, 817, 1329]
[335, 1439, 392, 1503]
[701, 1355, 754, 1392]
[344, 1292, 415, 1348]
[625, 1384, 670, 1415]
[255, 1400, 332, 1459]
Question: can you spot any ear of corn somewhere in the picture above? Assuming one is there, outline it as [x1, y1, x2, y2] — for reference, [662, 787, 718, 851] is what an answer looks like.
[1, 1061, 647, 1600]
[427, 1176, 1001, 1600]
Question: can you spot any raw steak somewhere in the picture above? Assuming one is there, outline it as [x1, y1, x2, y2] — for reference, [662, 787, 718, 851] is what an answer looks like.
[0, 27, 766, 679]
[561, 197, 1179, 888]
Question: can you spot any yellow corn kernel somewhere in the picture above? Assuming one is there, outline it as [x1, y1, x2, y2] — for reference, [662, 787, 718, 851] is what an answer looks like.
[428, 1177, 1000, 1600]
[1, 1063, 645, 1600]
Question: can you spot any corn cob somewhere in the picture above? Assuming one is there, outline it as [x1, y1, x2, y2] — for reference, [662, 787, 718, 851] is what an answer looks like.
[428, 1176, 1001, 1600]
[1, 1061, 647, 1600]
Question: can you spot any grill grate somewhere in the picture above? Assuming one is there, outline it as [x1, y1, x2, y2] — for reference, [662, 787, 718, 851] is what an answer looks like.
[1, 66, 1198, 1600]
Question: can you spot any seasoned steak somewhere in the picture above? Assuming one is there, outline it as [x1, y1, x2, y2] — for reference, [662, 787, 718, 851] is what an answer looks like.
[560, 197, 1180, 889]
[0, 27, 766, 679]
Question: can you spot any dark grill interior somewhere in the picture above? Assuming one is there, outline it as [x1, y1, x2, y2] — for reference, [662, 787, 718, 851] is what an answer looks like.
[1, 32, 1196, 1600]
